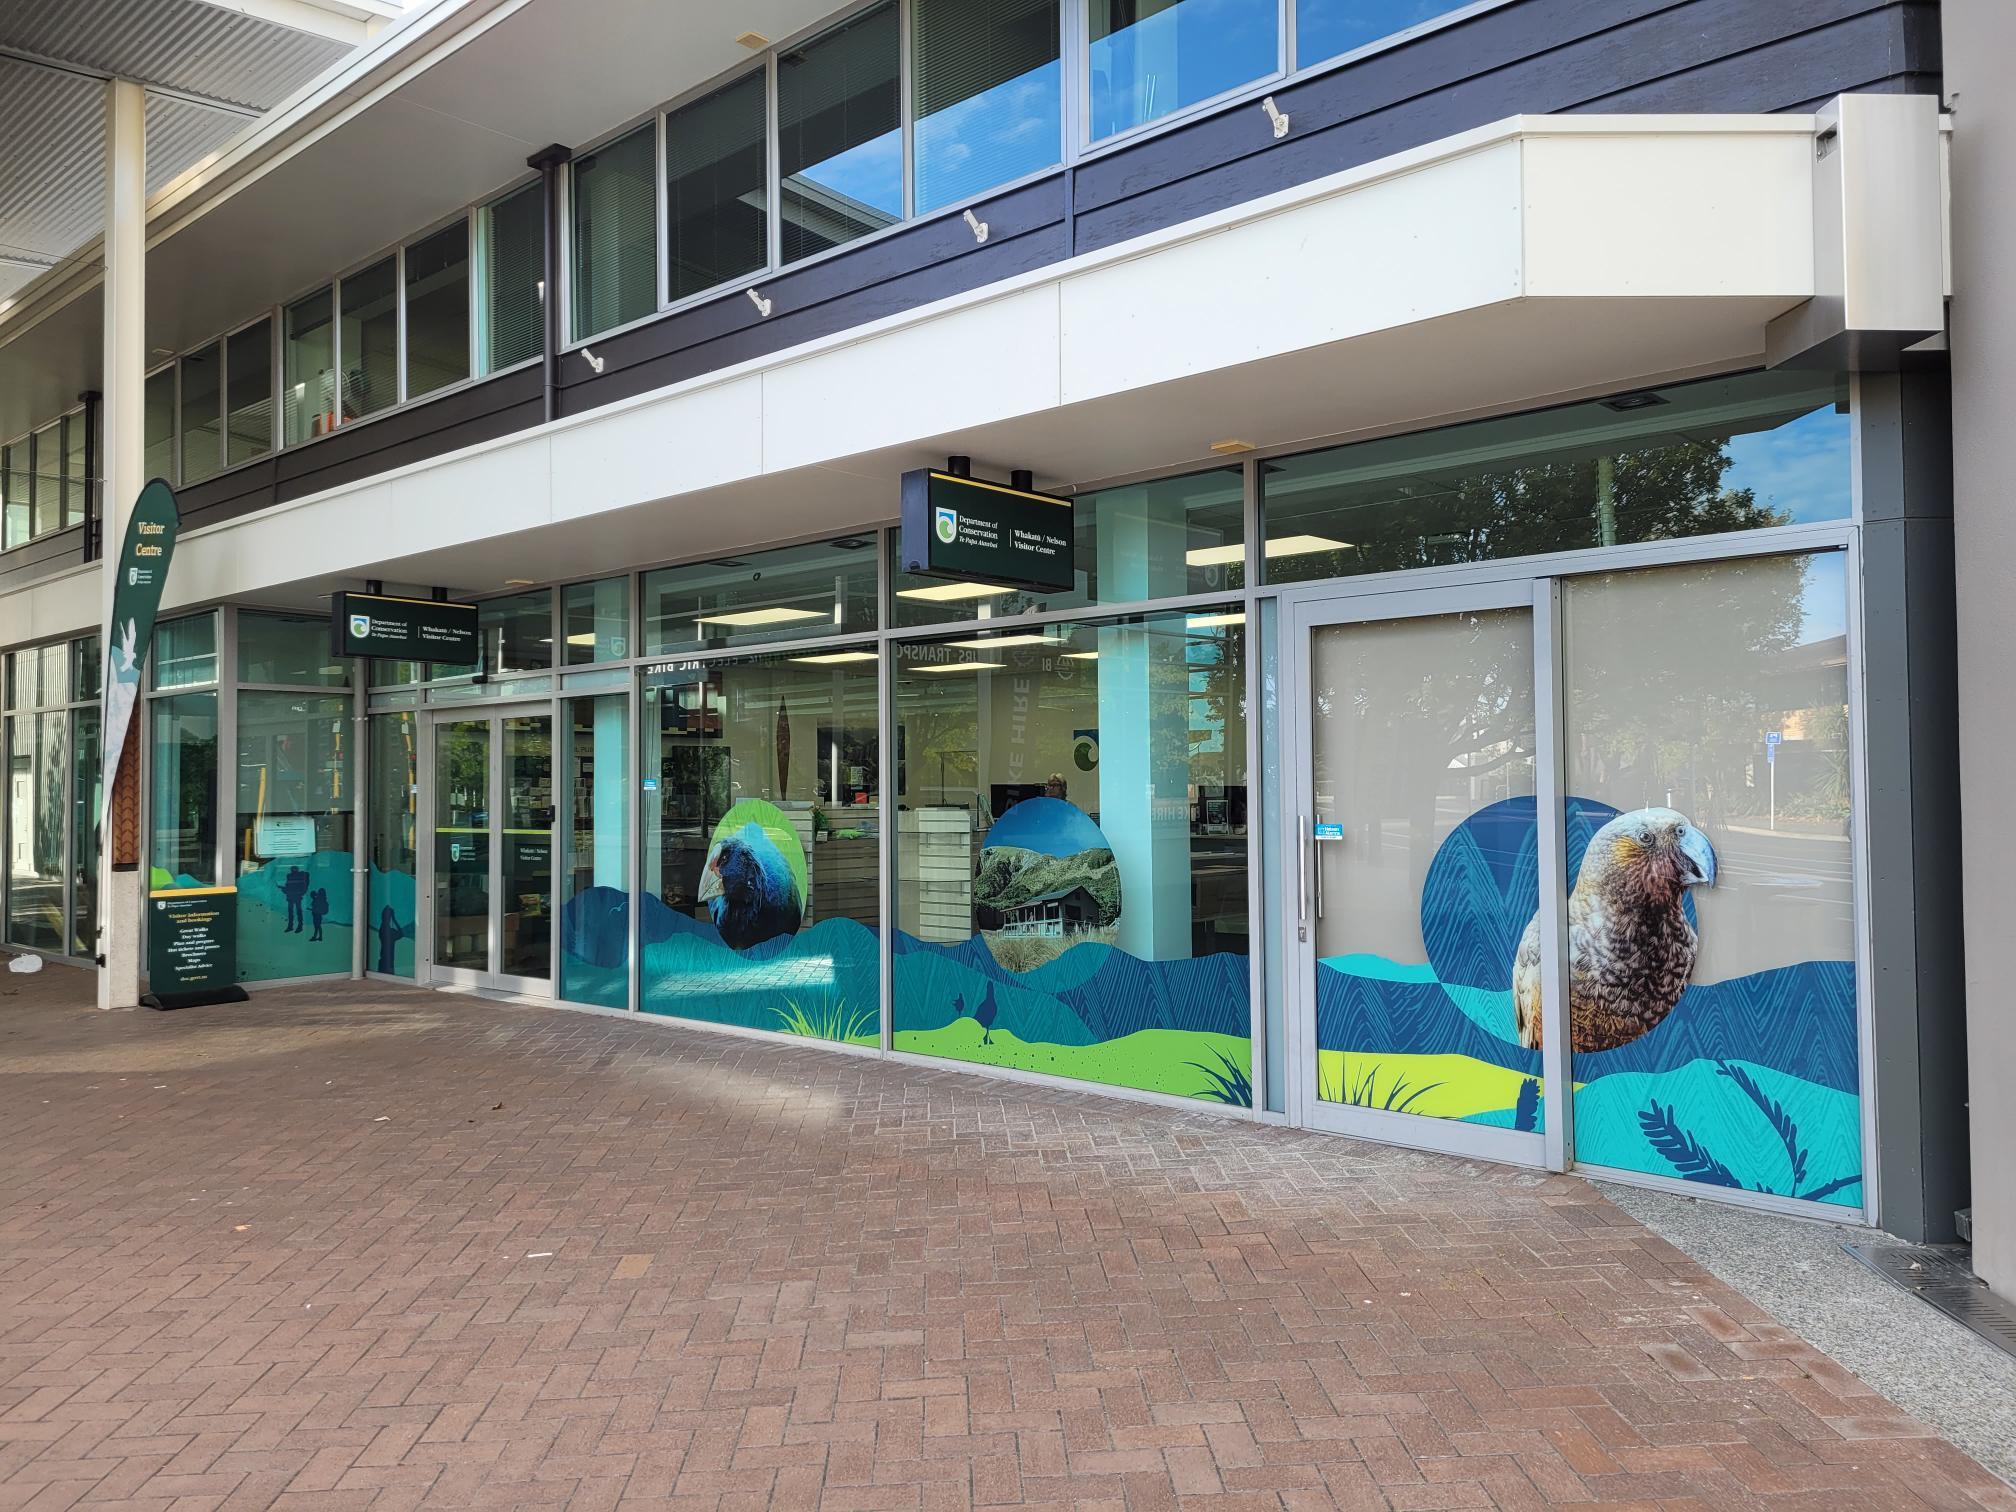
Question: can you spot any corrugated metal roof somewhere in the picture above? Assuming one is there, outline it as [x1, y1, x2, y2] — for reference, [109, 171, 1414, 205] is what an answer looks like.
[0, 0, 353, 112]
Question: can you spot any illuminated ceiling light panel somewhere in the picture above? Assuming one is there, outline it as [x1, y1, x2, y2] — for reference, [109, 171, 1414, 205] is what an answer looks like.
[912, 661, 1006, 674]
[1061, 651, 1099, 660]
[1185, 534, 1353, 567]
[694, 606, 826, 627]
[565, 632, 599, 645]
[895, 582, 1015, 602]
[943, 633, 1055, 649]
[1186, 611, 1247, 629]
[789, 651, 880, 665]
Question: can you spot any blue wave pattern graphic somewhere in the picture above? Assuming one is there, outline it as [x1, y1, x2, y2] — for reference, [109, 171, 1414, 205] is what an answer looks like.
[1319, 796, 1860, 1207]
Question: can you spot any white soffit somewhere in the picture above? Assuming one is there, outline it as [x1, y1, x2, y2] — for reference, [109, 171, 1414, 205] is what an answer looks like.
[89, 114, 1835, 625]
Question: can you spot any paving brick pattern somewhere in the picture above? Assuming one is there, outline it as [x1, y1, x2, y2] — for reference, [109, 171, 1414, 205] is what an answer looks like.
[0, 970, 2009, 1511]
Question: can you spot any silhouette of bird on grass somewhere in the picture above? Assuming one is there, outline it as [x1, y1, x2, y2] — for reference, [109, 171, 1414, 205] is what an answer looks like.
[967, 982, 999, 1046]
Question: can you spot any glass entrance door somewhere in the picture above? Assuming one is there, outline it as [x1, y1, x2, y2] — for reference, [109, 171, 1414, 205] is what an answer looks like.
[1286, 581, 1558, 1166]
[426, 709, 554, 992]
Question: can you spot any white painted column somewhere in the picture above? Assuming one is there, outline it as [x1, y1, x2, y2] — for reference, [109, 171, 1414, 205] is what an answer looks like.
[97, 78, 145, 1010]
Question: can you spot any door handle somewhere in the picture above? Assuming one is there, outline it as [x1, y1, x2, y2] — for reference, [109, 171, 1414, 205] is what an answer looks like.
[1297, 817, 1308, 937]
[1314, 819, 1326, 921]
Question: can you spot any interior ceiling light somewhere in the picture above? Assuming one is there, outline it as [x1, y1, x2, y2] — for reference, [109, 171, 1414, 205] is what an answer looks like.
[1061, 651, 1099, 660]
[789, 650, 879, 665]
[1186, 611, 1247, 629]
[694, 606, 825, 627]
[1209, 439, 1256, 454]
[943, 633, 1054, 648]
[1185, 533, 1353, 567]
[565, 632, 599, 645]
[913, 661, 1005, 674]
[895, 582, 1014, 602]
[735, 29, 770, 47]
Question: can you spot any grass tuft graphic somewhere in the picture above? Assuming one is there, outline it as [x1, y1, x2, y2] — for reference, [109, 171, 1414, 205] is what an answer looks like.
[771, 994, 878, 1043]
[1185, 1049, 1253, 1107]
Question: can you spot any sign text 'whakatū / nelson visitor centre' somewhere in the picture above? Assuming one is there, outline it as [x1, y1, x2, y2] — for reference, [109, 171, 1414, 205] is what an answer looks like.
[330, 591, 480, 663]
[901, 469, 1074, 592]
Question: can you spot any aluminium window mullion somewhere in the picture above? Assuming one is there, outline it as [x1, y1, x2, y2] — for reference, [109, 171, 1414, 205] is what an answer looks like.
[764, 52, 782, 273]
[899, 0, 915, 220]
[655, 112, 671, 313]
[331, 272, 345, 433]
[395, 244, 409, 407]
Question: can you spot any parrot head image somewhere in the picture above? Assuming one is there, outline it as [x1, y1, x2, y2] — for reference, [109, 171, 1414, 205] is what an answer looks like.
[1513, 807, 1716, 1054]
[697, 821, 804, 951]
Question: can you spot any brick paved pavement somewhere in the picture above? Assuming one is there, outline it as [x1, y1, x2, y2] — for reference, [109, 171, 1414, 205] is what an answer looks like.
[1, 969, 2009, 1512]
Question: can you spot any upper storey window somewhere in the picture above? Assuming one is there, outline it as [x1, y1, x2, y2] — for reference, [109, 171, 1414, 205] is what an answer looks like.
[1295, 0, 1470, 69]
[1088, 0, 1279, 140]
[779, 3, 904, 264]
[571, 125, 658, 341]
[914, 0, 1062, 213]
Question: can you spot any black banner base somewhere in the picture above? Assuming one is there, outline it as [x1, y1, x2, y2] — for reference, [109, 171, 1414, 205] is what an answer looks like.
[144, 987, 250, 1011]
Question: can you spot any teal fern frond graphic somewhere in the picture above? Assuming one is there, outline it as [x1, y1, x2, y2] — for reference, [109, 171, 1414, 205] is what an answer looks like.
[1636, 1100, 1741, 1187]
[1185, 1050, 1253, 1107]
[1716, 1060, 1809, 1193]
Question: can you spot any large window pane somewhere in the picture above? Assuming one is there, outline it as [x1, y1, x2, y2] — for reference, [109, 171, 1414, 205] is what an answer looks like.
[1263, 371, 1852, 583]
[339, 256, 398, 421]
[151, 613, 219, 691]
[1089, 0, 1279, 140]
[238, 610, 352, 688]
[30, 422, 62, 531]
[3, 440, 30, 548]
[144, 367, 176, 483]
[226, 318, 274, 465]
[779, 3, 902, 264]
[893, 609, 1250, 1100]
[7, 711, 67, 952]
[1560, 553, 1861, 1209]
[665, 71, 769, 303]
[70, 705, 99, 956]
[560, 693, 630, 1006]
[284, 288, 336, 444]
[148, 689, 217, 888]
[571, 125, 659, 340]
[563, 577, 630, 664]
[178, 345, 221, 485]
[478, 184, 546, 374]
[915, 0, 1061, 212]
[9, 644, 67, 708]
[406, 220, 471, 399]
[236, 690, 354, 981]
[368, 710, 417, 976]
[61, 411, 86, 528]
[640, 651, 879, 1039]
[1295, 0, 1465, 67]
[893, 465, 1243, 627]
[643, 536, 879, 653]
[435, 590, 553, 676]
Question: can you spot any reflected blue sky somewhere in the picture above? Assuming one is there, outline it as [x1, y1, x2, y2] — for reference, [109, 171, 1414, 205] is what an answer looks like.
[1091, 0, 1278, 138]
[1724, 405, 1853, 526]
[917, 63, 1062, 212]
[1798, 548, 1847, 646]
[790, 129, 903, 223]
[1295, 0, 1466, 68]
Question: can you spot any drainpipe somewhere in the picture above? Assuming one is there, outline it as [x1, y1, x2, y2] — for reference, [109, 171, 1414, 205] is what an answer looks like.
[528, 144, 571, 425]
[78, 390, 100, 563]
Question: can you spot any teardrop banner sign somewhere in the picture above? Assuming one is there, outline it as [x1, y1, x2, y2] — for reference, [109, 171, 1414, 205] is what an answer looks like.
[101, 478, 180, 823]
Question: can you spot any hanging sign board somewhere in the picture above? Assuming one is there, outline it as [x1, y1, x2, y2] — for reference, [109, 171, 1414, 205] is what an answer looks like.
[331, 591, 479, 663]
[144, 886, 248, 1011]
[900, 469, 1074, 592]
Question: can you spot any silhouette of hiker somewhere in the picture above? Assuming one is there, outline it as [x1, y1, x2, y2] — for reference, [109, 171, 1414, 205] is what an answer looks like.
[281, 865, 310, 933]
[377, 906, 401, 974]
[309, 886, 329, 943]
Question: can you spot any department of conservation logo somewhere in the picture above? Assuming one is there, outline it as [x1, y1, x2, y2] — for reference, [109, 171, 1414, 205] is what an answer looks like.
[349, 614, 372, 639]
[934, 506, 958, 545]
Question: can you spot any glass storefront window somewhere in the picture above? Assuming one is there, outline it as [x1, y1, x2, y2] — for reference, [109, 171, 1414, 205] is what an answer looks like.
[2, 439, 29, 548]
[9, 643, 68, 709]
[284, 287, 336, 445]
[1088, 0, 1279, 141]
[665, 71, 769, 303]
[406, 220, 472, 400]
[238, 610, 352, 688]
[571, 124, 659, 341]
[892, 608, 1250, 1101]
[152, 614, 220, 691]
[339, 256, 399, 421]
[72, 634, 100, 703]
[778, 3, 903, 264]
[144, 368, 176, 485]
[70, 705, 99, 957]
[914, 0, 1062, 213]
[149, 690, 218, 888]
[477, 184, 545, 375]
[1558, 551, 1861, 1207]
[563, 577, 631, 664]
[235, 690, 354, 981]
[1262, 370, 1851, 583]
[6, 710, 67, 951]
[560, 693, 630, 1006]
[639, 650, 880, 1039]
[892, 465, 1244, 627]
[1295, 0, 1464, 67]
[179, 343, 222, 484]
[368, 710, 418, 976]
[226, 319, 274, 466]
[643, 537, 879, 653]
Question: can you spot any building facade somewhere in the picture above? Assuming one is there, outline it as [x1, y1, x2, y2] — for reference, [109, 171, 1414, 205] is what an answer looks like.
[0, 0, 1974, 1254]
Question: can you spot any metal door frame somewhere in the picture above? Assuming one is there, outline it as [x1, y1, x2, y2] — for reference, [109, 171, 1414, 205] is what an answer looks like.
[417, 702, 556, 996]
[1279, 575, 1572, 1170]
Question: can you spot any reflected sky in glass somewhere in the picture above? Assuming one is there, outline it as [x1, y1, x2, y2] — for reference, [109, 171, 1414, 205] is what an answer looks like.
[1724, 405, 1853, 525]
[1294, 0, 1464, 68]
[917, 61, 1062, 212]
